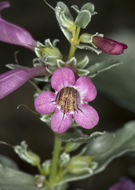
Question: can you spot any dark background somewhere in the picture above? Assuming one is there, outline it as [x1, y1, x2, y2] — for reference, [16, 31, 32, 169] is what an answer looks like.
[0, 0, 135, 189]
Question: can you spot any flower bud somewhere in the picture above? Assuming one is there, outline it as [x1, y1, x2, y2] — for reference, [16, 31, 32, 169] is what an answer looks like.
[93, 36, 128, 55]
[14, 141, 41, 166]
[67, 155, 97, 175]
[35, 40, 63, 66]
[42, 160, 51, 176]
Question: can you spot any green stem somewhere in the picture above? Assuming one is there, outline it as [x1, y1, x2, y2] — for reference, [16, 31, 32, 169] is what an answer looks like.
[75, 26, 81, 42]
[37, 163, 45, 175]
[49, 135, 62, 185]
[68, 44, 76, 60]
[68, 26, 80, 60]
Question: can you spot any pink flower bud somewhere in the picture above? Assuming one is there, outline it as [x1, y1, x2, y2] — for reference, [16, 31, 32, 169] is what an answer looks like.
[93, 36, 128, 55]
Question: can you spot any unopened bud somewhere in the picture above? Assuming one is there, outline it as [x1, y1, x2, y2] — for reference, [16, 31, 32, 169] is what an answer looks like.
[42, 160, 51, 176]
[67, 155, 97, 175]
[14, 141, 40, 166]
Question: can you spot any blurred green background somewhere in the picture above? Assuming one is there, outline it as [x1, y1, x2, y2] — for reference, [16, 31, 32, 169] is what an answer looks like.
[0, 0, 135, 189]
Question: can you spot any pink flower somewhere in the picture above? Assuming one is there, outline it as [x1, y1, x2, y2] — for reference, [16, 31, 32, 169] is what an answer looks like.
[109, 177, 135, 190]
[34, 67, 99, 134]
[93, 36, 128, 55]
[0, 66, 47, 99]
[0, 1, 36, 50]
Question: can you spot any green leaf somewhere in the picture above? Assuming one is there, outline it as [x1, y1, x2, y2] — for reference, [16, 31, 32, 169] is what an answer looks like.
[87, 60, 122, 78]
[94, 31, 134, 112]
[0, 166, 42, 190]
[0, 156, 46, 190]
[57, 121, 135, 184]
[0, 155, 18, 170]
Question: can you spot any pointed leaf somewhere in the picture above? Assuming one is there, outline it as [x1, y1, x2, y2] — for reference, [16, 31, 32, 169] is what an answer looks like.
[94, 31, 134, 112]
[57, 121, 135, 184]
[87, 60, 122, 78]
[0, 155, 18, 169]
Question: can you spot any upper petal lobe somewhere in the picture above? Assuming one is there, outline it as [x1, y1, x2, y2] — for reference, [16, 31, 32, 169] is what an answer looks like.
[51, 68, 75, 91]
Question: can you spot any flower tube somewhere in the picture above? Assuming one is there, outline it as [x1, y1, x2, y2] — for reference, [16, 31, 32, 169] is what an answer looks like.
[0, 1, 36, 50]
[0, 66, 46, 99]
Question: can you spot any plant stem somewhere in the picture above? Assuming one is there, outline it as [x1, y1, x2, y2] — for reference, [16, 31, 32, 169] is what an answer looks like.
[68, 44, 76, 60]
[68, 26, 80, 60]
[37, 163, 45, 176]
[49, 135, 62, 185]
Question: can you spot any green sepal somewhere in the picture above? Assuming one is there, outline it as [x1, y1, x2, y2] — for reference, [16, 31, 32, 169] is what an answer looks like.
[57, 128, 105, 143]
[75, 10, 91, 29]
[40, 113, 53, 126]
[55, 2, 74, 41]
[81, 2, 95, 13]
[72, 2, 96, 29]
[77, 44, 102, 55]
[77, 68, 90, 76]
[79, 33, 93, 44]
[77, 55, 89, 68]
[59, 153, 70, 168]
[6, 64, 28, 70]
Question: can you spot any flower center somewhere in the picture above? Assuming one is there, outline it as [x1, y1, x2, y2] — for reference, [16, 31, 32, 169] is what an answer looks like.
[55, 87, 80, 114]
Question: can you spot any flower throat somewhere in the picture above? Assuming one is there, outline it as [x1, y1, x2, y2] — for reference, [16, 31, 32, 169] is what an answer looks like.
[55, 87, 80, 114]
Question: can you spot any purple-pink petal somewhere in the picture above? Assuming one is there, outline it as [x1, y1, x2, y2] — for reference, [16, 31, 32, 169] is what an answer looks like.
[0, 1, 36, 50]
[75, 76, 97, 102]
[0, 18, 36, 50]
[109, 177, 135, 190]
[93, 36, 128, 55]
[34, 91, 56, 114]
[0, 66, 46, 99]
[51, 67, 75, 91]
[73, 104, 99, 129]
[0, 1, 10, 12]
[51, 110, 72, 133]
